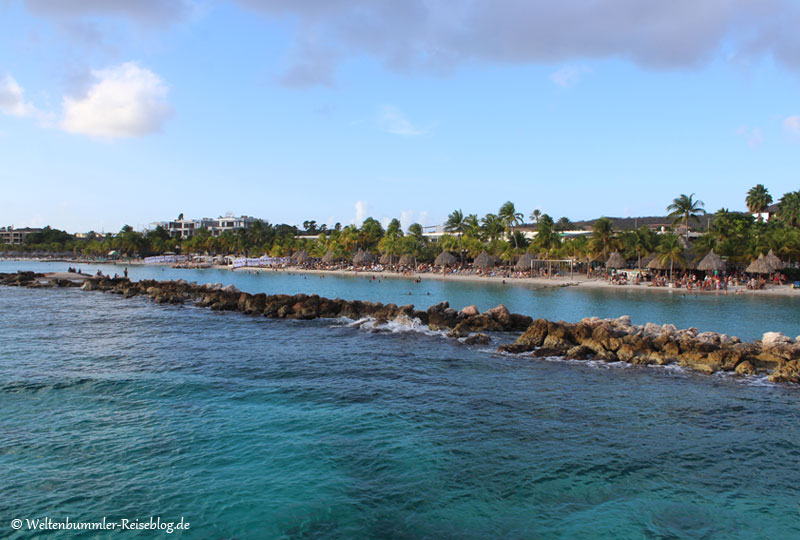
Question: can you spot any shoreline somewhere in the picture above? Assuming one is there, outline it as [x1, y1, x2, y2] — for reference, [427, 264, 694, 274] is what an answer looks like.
[3, 256, 798, 298]
[231, 265, 800, 298]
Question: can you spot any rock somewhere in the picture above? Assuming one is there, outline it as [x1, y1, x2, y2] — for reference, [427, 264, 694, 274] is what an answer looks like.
[762, 332, 793, 347]
[735, 360, 756, 375]
[485, 304, 512, 327]
[498, 318, 549, 353]
[461, 305, 479, 316]
[80, 280, 97, 291]
[530, 347, 566, 358]
[768, 359, 800, 383]
[616, 315, 632, 326]
[464, 333, 491, 345]
[565, 345, 593, 360]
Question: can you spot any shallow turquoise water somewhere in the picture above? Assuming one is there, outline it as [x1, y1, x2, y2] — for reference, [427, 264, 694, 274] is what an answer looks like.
[2, 263, 800, 538]
[2, 261, 800, 341]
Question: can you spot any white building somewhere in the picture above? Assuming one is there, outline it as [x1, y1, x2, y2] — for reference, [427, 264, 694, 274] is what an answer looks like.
[149, 215, 259, 239]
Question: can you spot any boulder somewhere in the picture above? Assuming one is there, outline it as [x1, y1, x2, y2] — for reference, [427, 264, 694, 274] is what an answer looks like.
[464, 333, 491, 346]
[461, 305, 479, 316]
[485, 304, 513, 328]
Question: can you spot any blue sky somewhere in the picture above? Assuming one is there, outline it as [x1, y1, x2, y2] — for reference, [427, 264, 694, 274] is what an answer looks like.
[1, 0, 799, 233]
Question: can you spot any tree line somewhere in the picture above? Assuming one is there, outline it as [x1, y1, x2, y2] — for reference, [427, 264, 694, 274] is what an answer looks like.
[4, 187, 800, 267]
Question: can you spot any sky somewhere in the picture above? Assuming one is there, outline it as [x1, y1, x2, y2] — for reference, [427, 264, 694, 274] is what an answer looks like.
[1, 0, 799, 234]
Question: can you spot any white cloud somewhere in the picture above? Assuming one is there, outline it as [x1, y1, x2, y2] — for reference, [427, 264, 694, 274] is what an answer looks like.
[549, 65, 591, 88]
[60, 62, 172, 138]
[0, 75, 39, 117]
[354, 200, 368, 224]
[378, 105, 427, 136]
[400, 210, 415, 230]
[784, 115, 800, 135]
[736, 125, 763, 148]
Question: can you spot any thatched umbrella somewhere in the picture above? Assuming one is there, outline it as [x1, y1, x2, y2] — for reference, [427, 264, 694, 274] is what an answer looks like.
[765, 249, 784, 271]
[696, 249, 726, 273]
[353, 249, 377, 265]
[605, 251, 626, 269]
[292, 249, 310, 263]
[515, 252, 535, 270]
[321, 249, 336, 264]
[379, 253, 393, 265]
[473, 251, 495, 268]
[647, 256, 670, 271]
[399, 254, 415, 266]
[682, 249, 698, 270]
[745, 254, 771, 274]
[434, 251, 457, 266]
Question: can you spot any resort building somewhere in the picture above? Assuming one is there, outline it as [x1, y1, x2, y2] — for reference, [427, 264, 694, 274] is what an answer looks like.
[0, 226, 43, 245]
[150, 215, 259, 239]
[752, 203, 779, 222]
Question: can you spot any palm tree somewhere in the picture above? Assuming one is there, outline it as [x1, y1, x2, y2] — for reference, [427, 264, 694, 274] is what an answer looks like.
[464, 213, 481, 237]
[444, 209, 466, 264]
[666, 193, 706, 241]
[746, 184, 773, 220]
[481, 213, 504, 242]
[529, 209, 541, 224]
[656, 234, 685, 282]
[777, 191, 800, 228]
[588, 217, 616, 263]
[498, 201, 524, 250]
[632, 226, 655, 274]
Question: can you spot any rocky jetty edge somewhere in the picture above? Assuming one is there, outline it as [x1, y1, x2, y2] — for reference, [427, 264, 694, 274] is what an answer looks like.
[3, 271, 799, 384]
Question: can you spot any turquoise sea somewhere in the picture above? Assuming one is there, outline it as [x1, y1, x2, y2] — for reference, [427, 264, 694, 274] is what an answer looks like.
[1, 261, 799, 539]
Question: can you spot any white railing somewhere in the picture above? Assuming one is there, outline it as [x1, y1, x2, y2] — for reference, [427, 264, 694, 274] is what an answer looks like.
[144, 255, 189, 264]
[231, 257, 289, 268]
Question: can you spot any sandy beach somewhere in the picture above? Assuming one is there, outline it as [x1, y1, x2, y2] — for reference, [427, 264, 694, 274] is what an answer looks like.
[230, 265, 800, 298]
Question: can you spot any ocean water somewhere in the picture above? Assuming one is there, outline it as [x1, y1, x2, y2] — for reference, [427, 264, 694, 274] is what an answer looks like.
[2, 265, 800, 538]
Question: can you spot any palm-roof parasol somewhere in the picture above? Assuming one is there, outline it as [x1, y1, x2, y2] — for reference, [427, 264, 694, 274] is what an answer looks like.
[696, 249, 726, 272]
[353, 249, 377, 265]
[696, 249, 725, 272]
[292, 249, 310, 262]
[764, 249, 784, 271]
[605, 251, 626, 269]
[434, 251, 457, 266]
[379, 253, 393, 265]
[399, 254, 415, 266]
[647, 256, 670, 270]
[473, 251, 495, 268]
[515, 252, 535, 270]
[639, 253, 656, 267]
[745, 254, 771, 274]
[321, 249, 335, 264]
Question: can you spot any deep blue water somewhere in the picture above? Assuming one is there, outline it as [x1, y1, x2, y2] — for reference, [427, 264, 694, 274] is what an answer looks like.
[1, 263, 800, 538]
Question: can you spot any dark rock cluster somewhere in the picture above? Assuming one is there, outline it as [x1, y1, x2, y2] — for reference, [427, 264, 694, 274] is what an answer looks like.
[2, 272, 798, 384]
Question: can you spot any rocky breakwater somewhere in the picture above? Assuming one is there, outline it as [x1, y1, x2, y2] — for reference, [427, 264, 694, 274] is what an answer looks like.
[34, 275, 531, 336]
[2, 273, 798, 384]
[498, 315, 800, 383]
